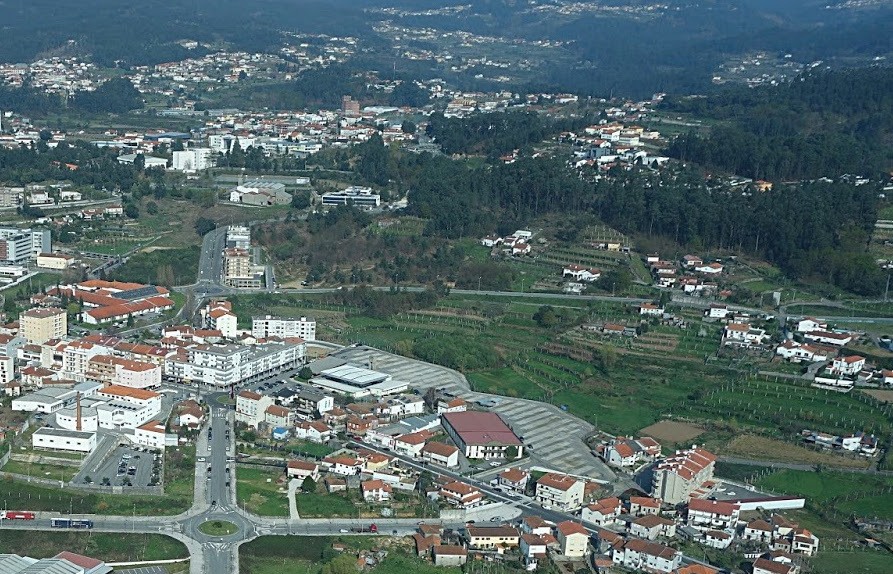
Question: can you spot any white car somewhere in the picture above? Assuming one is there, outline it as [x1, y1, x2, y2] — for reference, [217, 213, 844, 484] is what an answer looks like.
[339, 528, 349, 533]
[489, 461, 500, 467]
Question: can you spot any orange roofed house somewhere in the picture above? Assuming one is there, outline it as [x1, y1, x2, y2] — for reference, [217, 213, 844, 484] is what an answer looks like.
[51, 280, 174, 326]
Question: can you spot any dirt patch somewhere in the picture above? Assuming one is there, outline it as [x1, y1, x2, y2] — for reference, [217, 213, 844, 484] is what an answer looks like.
[723, 434, 871, 469]
[864, 389, 893, 403]
[141, 246, 177, 253]
[639, 420, 704, 443]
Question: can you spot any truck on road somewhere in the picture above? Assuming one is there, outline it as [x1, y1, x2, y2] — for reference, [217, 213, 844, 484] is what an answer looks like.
[0, 511, 35, 520]
[351, 523, 378, 533]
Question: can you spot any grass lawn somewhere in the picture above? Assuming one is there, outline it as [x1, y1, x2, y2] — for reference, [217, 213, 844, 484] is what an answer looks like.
[0, 476, 191, 515]
[164, 445, 196, 499]
[757, 470, 893, 503]
[811, 551, 893, 574]
[0, 531, 188, 562]
[236, 466, 289, 517]
[199, 520, 239, 536]
[286, 440, 334, 459]
[836, 493, 893, 520]
[295, 492, 357, 518]
[713, 461, 769, 483]
[1, 460, 80, 482]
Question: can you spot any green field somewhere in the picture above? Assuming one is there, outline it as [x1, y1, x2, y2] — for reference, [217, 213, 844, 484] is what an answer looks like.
[295, 492, 358, 518]
[0, 531, 188, 562]
[757, 469, 893, 504]
[812, 551, 893, 574]
[236, 466, 289, 517]
[164, 445, 196, 498]
[0, 476, 191, 515]
[1, 460, 80, 482]
[225, 291, 893, 437]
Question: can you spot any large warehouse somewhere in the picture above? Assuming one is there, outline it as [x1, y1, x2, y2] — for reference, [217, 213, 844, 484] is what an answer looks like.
[441, 411, 523, 460]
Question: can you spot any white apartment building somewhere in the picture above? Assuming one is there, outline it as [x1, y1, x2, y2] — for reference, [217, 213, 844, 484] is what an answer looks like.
[252, 315, 316, 341]
[534, 473, 585, 511]
[171, 147, 213, 172]
[235, 390, 274, 427]
[165, 341, 306, 387]
[63, 340, 108, 381]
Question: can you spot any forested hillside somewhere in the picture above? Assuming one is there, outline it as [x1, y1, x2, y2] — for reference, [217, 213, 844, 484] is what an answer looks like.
[664, 68, 893, 180]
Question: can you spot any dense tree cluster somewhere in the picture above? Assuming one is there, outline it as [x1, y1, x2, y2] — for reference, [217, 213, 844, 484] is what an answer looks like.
[595, 167, 884, 295]
[425, 111, 596, 158]
[70, 78, 144, 114]
[664, 68, 893, 180]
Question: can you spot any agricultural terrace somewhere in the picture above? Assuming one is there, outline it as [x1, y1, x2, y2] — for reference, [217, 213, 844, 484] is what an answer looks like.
[228, 292, 893, 441]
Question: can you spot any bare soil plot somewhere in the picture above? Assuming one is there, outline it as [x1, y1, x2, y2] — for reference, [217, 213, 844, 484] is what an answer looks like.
[864, 389, 893, 403]
[639, 420, 704, 443]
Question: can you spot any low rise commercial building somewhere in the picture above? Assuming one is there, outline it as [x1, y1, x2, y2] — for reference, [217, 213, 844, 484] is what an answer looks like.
[441, 411, 523, 460]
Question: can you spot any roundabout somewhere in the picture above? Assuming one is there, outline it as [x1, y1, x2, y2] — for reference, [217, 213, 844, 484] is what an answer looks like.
[198, 520, 239, 537]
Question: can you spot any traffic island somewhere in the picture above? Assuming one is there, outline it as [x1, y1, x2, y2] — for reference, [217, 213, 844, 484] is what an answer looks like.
[198, 520, 239, 537]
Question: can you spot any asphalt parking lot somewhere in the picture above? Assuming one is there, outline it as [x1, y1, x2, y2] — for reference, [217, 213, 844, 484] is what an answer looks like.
[90, 445, 159, 488]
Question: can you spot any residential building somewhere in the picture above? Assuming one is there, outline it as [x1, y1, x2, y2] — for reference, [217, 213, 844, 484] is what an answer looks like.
[441, 411, 523, 459]
[629, 496, 661, 516]
[535, 473, 585, 511]
[252, 315, 316, 341]
[498, 468, 530, 492]
[829, 355, 865, 376]
[651, 447, 716, 504]
[436, 397, 467, 414]
[603, 436, 661, 468]
[165, 340, 306, 387]
[612, 539, 682, 573]
[20, 307, 66, 344]
[687, 499, 740, 531]
[702, 530, 733, 549]
[582, 497, 622, 526]
[264, 404, 293, 428]
[466, 526, 520, 550]
[287, 460, 320, 481]
[86, 355, 160, 389]
[322, 456, 363, 476]
[791, 529, 819, 556]
[200, 300, 239, 338]
[421, 441, 460, 467]
[742, 519, 773, 543]
[235, 390, 274, 428]
[294, 420, 333, 443]
[439, 481, 484, 508]
[519, 534, 548, 568]
[432, 546, 467, 567]
[630, 515, 677, 540]
[361, 479, 392, 502]
[752, 557, 797, 574]
[556, 521, 589, 557]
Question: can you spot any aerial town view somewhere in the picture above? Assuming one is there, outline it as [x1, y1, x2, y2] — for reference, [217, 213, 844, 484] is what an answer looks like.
[1, 1, 893, 574]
